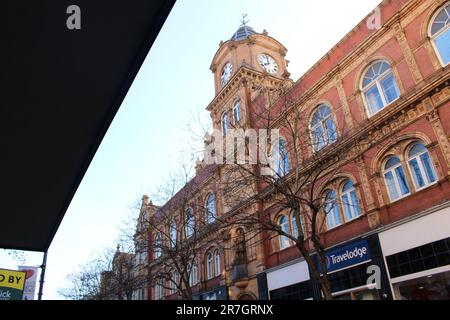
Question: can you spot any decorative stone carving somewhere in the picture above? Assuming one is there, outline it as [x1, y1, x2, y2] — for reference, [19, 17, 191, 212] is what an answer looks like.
[393, 22, 423, 84]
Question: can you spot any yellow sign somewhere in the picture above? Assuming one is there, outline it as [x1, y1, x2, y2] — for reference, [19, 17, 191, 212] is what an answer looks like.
[0, 269, 26, 290]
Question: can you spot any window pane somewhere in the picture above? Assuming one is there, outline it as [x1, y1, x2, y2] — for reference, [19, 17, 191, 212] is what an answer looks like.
[420, 152, 437, 184]
[342, 180, 353, 192]
[326, 214, 335, 229]
[325, 118, 338, 143]
[333, 202, 342, 226]
[395, 166, 410, 195]
[222, 114, 228, 134]
[342, 193, 353, 221]
[207, 194, 216, 223]
[385, 157, 401, 169]
[291, 215, 299, 239]
[350, 190, 361, 217]
[233, 102, 241, 123]
[385, 171, 399, 200]
[381, 73, 400, 103]
[365, 85, 384, 114]
[435, 29, 450, 65]
[409, 143, 427, 157]
[409, 158, 425, 188]
[313, 126, 325, 150]
[431, 5, 450, 36]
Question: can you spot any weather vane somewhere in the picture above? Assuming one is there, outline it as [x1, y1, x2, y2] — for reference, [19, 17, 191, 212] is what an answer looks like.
[240, 14, 249, 27]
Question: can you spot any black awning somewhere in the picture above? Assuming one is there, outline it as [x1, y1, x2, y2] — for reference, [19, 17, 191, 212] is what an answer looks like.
[0, 0, 176, 251]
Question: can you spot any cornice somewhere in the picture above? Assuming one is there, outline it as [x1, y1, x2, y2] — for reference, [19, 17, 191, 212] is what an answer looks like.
[206, 66, 287, 113]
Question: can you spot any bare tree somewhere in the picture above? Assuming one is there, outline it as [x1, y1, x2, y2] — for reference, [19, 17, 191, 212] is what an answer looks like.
[59, 244, 147, 300]
[131, 157, 226, 300]
[193, 77, 364, 300]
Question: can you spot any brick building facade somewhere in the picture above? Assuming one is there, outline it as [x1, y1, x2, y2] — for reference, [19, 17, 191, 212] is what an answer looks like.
[138, 0, 450, 300]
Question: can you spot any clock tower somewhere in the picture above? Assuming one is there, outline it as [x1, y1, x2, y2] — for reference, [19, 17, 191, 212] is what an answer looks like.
[207, 22, 293, 133]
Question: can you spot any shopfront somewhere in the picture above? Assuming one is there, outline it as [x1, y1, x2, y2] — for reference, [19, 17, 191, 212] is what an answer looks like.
[194, 286, 228, 300]
[311, 234, 392, 300]
[266, 259, 313, 300]
[379, 203, 450, 300]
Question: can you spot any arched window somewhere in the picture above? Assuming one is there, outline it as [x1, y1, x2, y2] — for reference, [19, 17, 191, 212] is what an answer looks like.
[311, 105, 338, 151]
[429, 3, 450, 66]
[172, 271, 180, 294]
[169, 271, 175, 294]
[273, 138, 290, 176]
[324, 190, 342, 229]
[169, 222, 177, 248]
[291, 213, 304, 239]
[205, 193, 217, 224]
[383, 156, 411, 201]
[407, 143, 437, 190]
[341, 180, 362, 221]
[207, 252, 213, 280]
[362, 61, 400, 116]
[233, 100, 241, 124]
[155, 278, 164, 300]
[185, 208, 195, 238]
[189, 261, 198, 286]
[222, 112, 229, 135]
[214, 250, 221, 276]
[278, 215, 290, 249]
[154, 233, 162, 259]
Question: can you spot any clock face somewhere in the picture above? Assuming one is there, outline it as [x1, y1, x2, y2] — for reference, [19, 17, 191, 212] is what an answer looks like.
[258, 54, 278, 74]
[221, 62, 233, 86]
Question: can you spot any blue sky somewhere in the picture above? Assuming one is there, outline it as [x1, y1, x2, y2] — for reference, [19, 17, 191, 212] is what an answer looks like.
[0, 0, 381, 299]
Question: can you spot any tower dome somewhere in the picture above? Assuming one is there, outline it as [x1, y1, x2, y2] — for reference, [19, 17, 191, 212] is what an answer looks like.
[230, 25, 257, 41]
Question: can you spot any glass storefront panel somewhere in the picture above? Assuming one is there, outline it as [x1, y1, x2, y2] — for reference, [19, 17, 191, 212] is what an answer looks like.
[393, 270, 450, 300]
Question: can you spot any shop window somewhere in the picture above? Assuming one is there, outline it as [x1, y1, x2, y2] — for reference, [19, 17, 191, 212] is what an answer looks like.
[310, 104, 338, 151]
[361, 61, 400, 116]
[407, 143, 437, 190]
[430, 3, 450, 66]
[269, 281, 313, 300]
[386, 237, 450, 280]
[393, 270, 450, 300]
[383, 156, 410, 202]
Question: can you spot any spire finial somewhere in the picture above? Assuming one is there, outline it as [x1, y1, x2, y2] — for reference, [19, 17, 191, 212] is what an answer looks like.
[240, 14, 249, 27]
